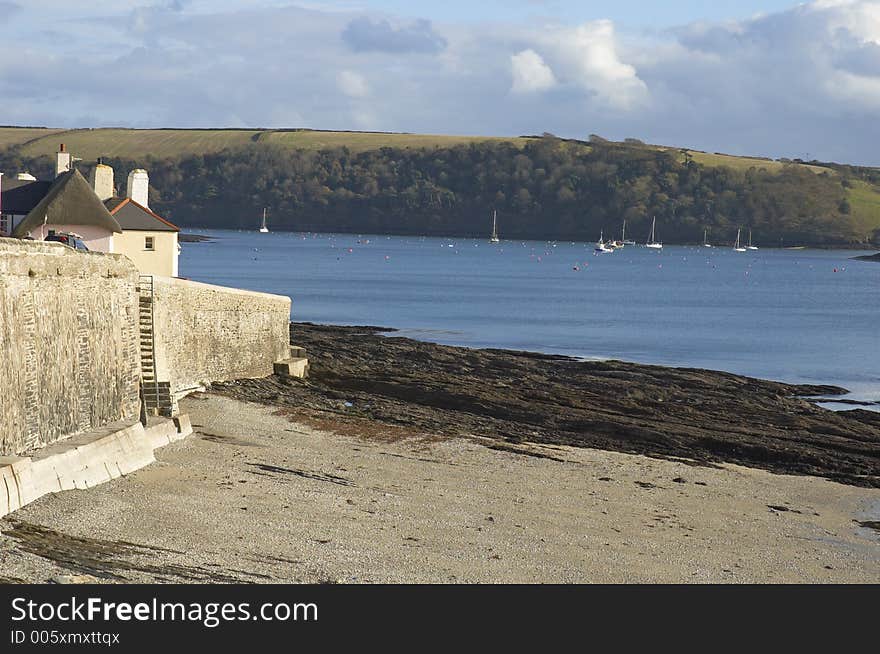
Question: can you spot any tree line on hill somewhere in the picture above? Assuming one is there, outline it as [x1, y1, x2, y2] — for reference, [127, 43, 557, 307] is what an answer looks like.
[1, 137, 874, 245]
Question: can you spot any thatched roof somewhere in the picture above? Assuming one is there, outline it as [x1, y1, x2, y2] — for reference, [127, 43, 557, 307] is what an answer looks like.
[12, 169, 122, 236]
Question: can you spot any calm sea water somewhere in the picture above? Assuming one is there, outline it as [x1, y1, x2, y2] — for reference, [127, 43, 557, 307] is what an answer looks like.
[180, 229, 880, 406]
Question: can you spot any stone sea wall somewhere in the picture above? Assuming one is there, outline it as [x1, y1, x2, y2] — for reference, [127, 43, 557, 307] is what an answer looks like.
[151, 276, 291, 400]
[0, 238, 140, 455]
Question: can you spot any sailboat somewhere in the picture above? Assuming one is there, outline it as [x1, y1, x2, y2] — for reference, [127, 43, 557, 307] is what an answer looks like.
[733, 228, 747, 252]
[645, 216, 662, 249]
[489, 210, 500, 243]
[609, 220, 626, 248]
[595, 229, 614, 253]
[621, 219, 636, 246]
[703, 228, 713, 248]
[746, 229, 758, 250]
[259, 208, 269, 233]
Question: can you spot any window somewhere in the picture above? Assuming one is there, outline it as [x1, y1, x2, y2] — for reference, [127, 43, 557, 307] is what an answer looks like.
[0, 214, 11, 236]
[144, 236, 154, 251]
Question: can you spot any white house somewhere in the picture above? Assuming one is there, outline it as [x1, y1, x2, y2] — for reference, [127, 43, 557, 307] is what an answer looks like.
[1, 144, 180, 276]
[105, 169, 180, 278]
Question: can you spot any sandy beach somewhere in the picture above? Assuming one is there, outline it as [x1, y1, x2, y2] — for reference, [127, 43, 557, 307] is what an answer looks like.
[2, 392, 878, 584]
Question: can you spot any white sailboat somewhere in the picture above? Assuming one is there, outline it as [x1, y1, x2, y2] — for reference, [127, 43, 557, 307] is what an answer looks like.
[622, 219, 636, 246]
[595, 229, 614, 253]
[259, 208, 269, 233]
[733, 228, 747, 252]
[703, 228, 713, 248]
[609, 220, 626, 248]
[746, 229, 758, 250]
[645, 216, 662, 249]
[489, 210, 500, 243]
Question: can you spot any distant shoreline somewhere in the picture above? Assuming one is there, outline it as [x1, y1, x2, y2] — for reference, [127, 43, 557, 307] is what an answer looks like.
[178, 232, 215, 243]
[852, 252, 880, 262]
[177, 227, 878, 250]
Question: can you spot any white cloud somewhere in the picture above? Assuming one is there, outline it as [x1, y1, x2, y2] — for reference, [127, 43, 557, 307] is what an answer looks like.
[3, 2, 880, 164]
[547, 20, 649, 110]
[510, 49, 557, 93]
[337, 70, 369, 98]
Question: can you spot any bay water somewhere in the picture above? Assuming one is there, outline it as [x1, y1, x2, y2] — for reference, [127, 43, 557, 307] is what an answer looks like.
[180, 230, 880, 408]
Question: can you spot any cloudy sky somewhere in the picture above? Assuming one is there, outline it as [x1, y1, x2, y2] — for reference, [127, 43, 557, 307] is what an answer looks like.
[2, 0, 880, 164]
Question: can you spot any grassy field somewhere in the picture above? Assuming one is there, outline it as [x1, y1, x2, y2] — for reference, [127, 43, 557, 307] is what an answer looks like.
[10, 127, 528, 159]
[1, 127, 846, 177]
[17, 128, 265, 159]
[261, 130, 529, 152]
[655, 146, 834, 175]
[845, 180, 880, 238]
[0, 127, 67, 150]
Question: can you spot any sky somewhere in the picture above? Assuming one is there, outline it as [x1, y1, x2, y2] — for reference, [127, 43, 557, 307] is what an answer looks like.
[2, 1, 880, 165]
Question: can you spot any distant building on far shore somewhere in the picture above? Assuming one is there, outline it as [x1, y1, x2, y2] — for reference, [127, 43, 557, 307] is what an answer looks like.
[0, 144, 180, 277]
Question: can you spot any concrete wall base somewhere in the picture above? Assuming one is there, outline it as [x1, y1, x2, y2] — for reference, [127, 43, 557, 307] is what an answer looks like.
[0, 416, 192, 519]
[274, 357, 309, 378]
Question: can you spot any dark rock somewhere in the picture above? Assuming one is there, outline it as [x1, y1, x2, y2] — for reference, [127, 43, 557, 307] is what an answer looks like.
[212, 323, 880, 488]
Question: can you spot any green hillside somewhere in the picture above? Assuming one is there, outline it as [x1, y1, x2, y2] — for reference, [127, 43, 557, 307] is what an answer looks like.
[16, 128, 265, 159]
[0, 127, 67, 150]
[661, 148, 831, 175]
[11, 127, 529, 160]
[261, 130, 529, 152]
[2, 126, 879, 244]
[847, 180, 880, 235]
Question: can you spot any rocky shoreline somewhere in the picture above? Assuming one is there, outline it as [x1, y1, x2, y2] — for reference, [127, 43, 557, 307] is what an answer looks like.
[853, 252, 880, 262]
[178, 233, 215, 243]
[214, 323, 880, 488]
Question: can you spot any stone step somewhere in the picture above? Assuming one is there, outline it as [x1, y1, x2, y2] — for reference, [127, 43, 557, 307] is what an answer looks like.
[274, 357, 309, 379]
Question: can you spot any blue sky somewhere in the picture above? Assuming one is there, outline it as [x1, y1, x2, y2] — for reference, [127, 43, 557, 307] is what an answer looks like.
[358, 0, 803, 28]
[2, 1, 880, 165]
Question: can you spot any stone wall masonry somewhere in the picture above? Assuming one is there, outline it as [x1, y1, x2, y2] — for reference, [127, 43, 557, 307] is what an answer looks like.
[150, 276, 291, 401]
[0, 238, 141, 456]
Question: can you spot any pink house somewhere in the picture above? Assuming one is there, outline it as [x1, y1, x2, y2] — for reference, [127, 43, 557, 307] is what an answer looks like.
[9, 167, 121, 250]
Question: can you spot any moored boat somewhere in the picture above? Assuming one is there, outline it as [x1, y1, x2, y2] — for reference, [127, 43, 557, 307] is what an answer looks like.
[645, 217, 662, 249]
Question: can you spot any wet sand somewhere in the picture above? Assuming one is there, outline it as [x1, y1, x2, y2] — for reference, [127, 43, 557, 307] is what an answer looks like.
[1, 393, 878, 583]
